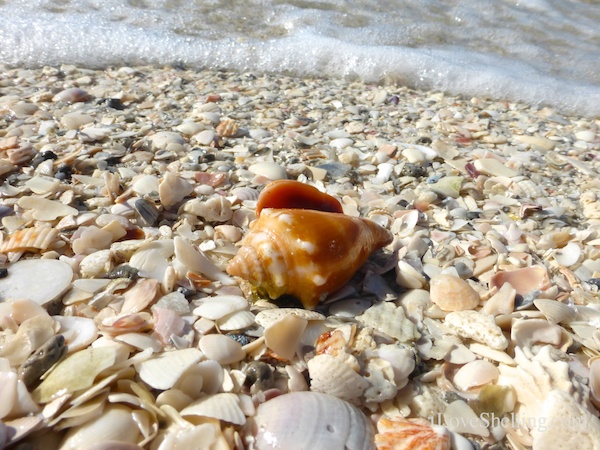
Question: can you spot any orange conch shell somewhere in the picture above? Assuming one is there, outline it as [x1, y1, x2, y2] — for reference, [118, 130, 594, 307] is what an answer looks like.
[226, 207, 392, 309]
[255, 179, 344, 217]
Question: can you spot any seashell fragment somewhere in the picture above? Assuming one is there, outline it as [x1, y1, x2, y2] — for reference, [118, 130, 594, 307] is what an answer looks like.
[356, 301, 420, 343]
[215, 117, 239, 137]
[255, 179, 343, 217]
[32, 346, 117, 403]
[375, 416, 451, 450]
[263, 312, 307, 360]
[135, 348, 202, 390]
[445, 310, 508, 350]
[198, 334, 245, 365]
[533, 299, 576, 324]
[489, 265, 550, 296]
[429, 274, 479, 311]
[226, 208, 392, 309]
[443, 400, 490, 437]
[193, 295, 248, 320]
[252, 391, 375, 450]
[17, 196, 78, 221]
[0, 259, 73, 305]
[453, 360, 499, 391]
[532, 390, 600, 450]
[181, 393, 246, 425]
[158, 172, 193, 208]
[0, 226, 58, 253]
[308, 354, 369, 404]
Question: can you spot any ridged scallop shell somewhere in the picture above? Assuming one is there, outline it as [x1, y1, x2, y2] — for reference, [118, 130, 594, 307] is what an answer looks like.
[226, 208, 392, 309]
[375, 417, 451, 450]
[252, 391, 375, 450]
[308, 354, 369, 404]
[0, 226, 58, 253]
[215, 117, 239, 137]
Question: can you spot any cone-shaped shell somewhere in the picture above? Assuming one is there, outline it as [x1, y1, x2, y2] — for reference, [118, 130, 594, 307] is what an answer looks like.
[255, 180, 343, 217]
[226, 208, 392, 309]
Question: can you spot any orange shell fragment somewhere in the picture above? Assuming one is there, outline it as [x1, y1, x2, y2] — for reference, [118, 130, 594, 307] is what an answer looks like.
[375, 417, 451, 450]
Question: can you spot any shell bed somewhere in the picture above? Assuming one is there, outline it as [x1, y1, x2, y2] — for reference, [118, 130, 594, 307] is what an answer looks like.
[0, 65, 599, 450]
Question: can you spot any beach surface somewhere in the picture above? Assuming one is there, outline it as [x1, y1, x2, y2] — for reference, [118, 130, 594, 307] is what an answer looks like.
[1, 65, 600, 449]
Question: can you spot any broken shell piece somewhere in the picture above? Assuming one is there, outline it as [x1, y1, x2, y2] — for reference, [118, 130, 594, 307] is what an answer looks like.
[489, 265, 551, 296]
[510, 318, 564, 349]
[481, 282, 516, 316]
[58, 405, 142, 450]
[193, 295, 248, 320]
[158, 172, 193, 208]
[263, 313, 307, 360]
[445, 310, 508, 350]
[32, 347, 117, 403]
[356, 301, 420, 343]
[443, 400, 490, 437]
[198, 334, 245, 365]
[17, 196, 78, 221]
[181, 393, 247, 425]
[532, 390, 600, 450]
[375, 416, 451, 450]
[227, 208, 391, 309]
[252, 391, 374, 450]
[552, 241, 582, 267]
[533, 299, 577, 324]
[0, 259, 73, 305]
[453, 360, 499, 391]
[429, 274, 480, 311]
[215, 117, 239, 137]
[308, 354, 369, 404]
[135, 348, 202, 390]
[0, 226, 59, 253]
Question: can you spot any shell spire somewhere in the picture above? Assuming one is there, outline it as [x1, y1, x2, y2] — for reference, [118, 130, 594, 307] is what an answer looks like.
[226, 207, 392, 309]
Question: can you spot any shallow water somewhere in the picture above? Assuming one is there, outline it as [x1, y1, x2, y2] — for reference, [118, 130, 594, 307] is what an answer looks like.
[1, 0, 599, 116]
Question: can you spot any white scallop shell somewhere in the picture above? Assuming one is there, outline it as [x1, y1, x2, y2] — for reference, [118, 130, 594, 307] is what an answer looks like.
[135, 348, 202, 390]
[180, 393, 247, 425]
[252, 391, 374, 450]
[216, 310, 256, 331]
[308, 354, 369, 404]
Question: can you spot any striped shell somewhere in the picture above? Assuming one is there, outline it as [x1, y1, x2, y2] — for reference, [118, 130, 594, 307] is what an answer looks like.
[0, 226, 59, 253]
[375, 417, 451, 450]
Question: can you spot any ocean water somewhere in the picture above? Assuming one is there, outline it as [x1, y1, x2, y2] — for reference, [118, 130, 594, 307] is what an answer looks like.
[1, 0, 599, 117]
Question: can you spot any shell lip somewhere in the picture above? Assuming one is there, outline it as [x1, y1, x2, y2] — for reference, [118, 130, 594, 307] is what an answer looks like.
[255, 180, 343, 216]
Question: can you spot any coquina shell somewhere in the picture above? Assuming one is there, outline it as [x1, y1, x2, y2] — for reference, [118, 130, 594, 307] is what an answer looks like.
[226, 208, 392, 309]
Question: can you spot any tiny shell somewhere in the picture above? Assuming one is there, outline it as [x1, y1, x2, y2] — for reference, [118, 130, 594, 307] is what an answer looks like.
[215, 117, 239, 137]
[429, 274, 480, 311]
[252, 391, 375, 450]
[533, 299, 577, 324]
[254, 307, 325, 328]
[375, 417, 451, 450]
[552, 241, 582, 267]
[159, 172, 193, 208]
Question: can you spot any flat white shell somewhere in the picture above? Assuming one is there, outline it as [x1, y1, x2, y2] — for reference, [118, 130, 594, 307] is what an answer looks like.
[193, 295, 248, 320]
[0, 259, 73, 305]
[180, 393, 246, 425]
[198, 334, 245, 365]
[253, 391, 374, 450]
[135, 348, 202, 390]
[216, 310, 256, 331]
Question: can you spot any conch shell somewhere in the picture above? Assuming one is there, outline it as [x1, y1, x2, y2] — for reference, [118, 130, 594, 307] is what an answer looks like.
[226, 181, 392, 309]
